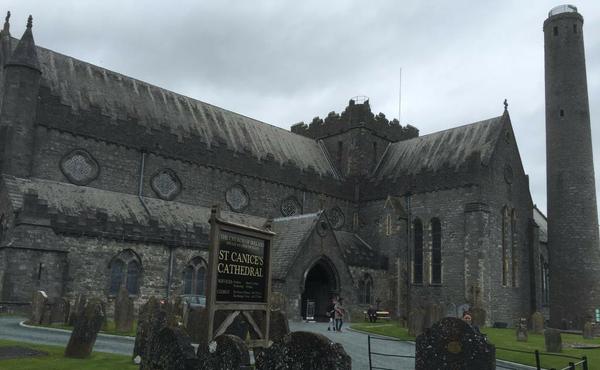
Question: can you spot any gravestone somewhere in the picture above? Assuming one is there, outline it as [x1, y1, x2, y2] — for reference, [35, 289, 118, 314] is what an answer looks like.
[583, 322, 594, 340]
[68, 294, 87, 326]
[250, 310, 290, 342]
[64, 298, 105, 358]
[471, 307, 486, 328]
[141, 326, 198, 370]
[114, 286, 134, 332]
[270, 292, 288, 312]
[516, 318, 528, 342]
[446, 303, 458, 318]
[255, 331, 351, 370]
[134, 297, 167, 360]
[30, 290, 48, 325]
[531, 311, 544, 334]
[408, 307, 425, 337]
[415, 317, 495, 370]
[544, 328, 562, 353]
[185, 307, 207, 344]
[425, 303, 444, 329]
[197, 334, 251, 370]
[49, 297, 70, 324]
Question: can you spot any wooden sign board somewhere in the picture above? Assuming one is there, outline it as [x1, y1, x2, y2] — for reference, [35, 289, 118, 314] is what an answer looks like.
[205, 205, 274, 347]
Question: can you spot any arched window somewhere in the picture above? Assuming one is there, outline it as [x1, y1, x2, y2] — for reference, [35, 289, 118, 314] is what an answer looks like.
[540, 256, 550, 306]
[108, 250, 142, 295]
[358, 274, 373, 304]
[431, 218, 442, 285]
[413, 218, 423, 284]
[501, 207, 510, 286]
[182, 257, 207, 296]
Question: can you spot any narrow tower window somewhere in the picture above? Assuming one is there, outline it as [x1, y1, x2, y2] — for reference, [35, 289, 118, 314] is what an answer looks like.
[431, 218, 442, 285]
[511, 209, 518, 287]
[413, 218, 423, 284]
[573, 24, 577, 34]
[553, 26, 558, 36]
[560, 109, 564, 117]
[502, 207, 509, 286]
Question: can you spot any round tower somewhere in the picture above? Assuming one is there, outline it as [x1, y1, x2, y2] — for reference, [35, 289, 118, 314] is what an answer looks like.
[544, 5, 600, 328]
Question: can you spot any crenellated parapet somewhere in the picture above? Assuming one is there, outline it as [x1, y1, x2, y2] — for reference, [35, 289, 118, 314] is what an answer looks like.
[291, 99, 419, 142]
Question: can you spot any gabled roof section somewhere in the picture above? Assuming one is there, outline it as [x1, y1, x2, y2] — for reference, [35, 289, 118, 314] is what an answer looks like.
[271, 212, 321, 279]
[26, 41, 338, 177]
[334, 231, 387, 269]
[373, 115, 505, 180]
[533, 206, 548, 244]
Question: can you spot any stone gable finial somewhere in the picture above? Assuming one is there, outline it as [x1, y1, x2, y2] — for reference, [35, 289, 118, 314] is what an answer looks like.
[3, 11, 9, 32]
[504, 99, 508, 111]
[27, 15, 32, 29]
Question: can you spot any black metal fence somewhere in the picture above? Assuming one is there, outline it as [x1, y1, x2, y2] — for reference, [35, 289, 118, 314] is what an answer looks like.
[495, 346, 589, 370]
[367, 335, 414, 370]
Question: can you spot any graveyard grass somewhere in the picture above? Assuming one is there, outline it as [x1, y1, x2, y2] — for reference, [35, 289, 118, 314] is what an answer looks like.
[350, 322, 600, 369]
[28, 319, 137, 337]
[0, 339, 137, 370]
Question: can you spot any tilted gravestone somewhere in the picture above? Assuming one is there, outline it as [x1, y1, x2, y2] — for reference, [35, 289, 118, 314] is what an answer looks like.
[415, 317, 495, 370]
[408, 307, 426, 337]
[583, 322, 594, 340]
[470, 307, 486, 328]
[49, 297, 70, 324]
[531, 311, 544, 334]
[64, 298, 105, 358]
[140, 326, 198, 370]
[544, 328, 562, 353]
[114, 286, 134, 332]
[30, 290, 48, 325]
[255, 331, 351, 370]
[197, 334, 251, 370]
[68, 294, 87, 326]
[424, 303, 444, 329]
[516, 318, 528, 342]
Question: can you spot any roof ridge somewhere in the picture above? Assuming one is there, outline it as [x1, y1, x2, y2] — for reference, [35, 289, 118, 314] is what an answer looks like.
[274, 211, 321, 221]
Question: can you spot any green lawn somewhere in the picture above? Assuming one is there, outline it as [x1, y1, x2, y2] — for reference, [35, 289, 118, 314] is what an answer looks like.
[28, 320, 137, 337]
[350, 321, 600, 369]
[0, 339, 137, 370]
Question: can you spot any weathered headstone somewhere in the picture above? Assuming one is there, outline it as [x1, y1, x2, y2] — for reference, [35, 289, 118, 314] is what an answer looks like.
[446, 303, 458, 318]
[185, 307, 208, 344]
[408, 307, 425, 337]
[197, 334, 251, 370]
[141, 326, 198, 370]
[415, 317, 495, 370]
[531, 311, 544, 334]
[250, 309, 290, 342]
[270, 292, 287, 312]
[30, 290, 48, 325]
[583, 322, 594, 340]
[49, 297, 70, 324]
[64, 298, 105, 358]
[471, 307, 486, 328]
[544, 328, 562, 353]
[134, 297, 167, 360]
[424, 303, 444, 329]
[68, 294, 87, 326]
[516, 318, 528, 342]
[255, 331, 351, 370]
[114, 286, 134, 332]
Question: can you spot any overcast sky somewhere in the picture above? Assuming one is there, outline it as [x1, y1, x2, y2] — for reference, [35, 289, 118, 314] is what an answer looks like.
[4, 0, 600, 215]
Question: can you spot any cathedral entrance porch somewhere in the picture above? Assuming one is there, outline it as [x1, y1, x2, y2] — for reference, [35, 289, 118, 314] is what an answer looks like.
[300, 258, 339, 322]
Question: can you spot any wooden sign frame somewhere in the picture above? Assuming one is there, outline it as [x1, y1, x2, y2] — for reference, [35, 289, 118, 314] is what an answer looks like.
[205, 205, 275, 348]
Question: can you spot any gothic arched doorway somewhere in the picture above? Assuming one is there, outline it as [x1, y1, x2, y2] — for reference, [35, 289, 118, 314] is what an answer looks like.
[301, 258, 339, 321]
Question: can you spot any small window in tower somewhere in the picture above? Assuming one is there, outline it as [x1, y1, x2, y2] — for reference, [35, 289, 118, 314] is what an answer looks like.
[573, 24, 577, 34]
[560, 109, 564, 117]
[553, 26, 558, 36]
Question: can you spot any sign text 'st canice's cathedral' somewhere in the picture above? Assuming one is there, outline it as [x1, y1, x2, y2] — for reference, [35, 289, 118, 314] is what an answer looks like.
[0, 6, 596, 328]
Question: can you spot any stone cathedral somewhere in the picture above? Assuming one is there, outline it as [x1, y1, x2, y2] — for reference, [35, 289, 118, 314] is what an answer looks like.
[0, 6, 592, 328]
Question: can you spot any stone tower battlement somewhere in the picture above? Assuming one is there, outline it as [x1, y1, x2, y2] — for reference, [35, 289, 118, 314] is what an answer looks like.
[544, 5, 600, 328]
[291, 98, 418, 142]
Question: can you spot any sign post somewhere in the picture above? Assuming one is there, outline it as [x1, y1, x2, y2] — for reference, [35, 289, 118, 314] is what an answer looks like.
[205, 205, 274, 347]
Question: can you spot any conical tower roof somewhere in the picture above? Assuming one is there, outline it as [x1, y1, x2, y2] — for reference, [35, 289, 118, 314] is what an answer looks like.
[6, 15, 40, 72]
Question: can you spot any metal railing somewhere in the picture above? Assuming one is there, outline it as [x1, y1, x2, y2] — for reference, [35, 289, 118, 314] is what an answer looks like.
[495, 346, 589, 370]
[367, 335, 415, 370]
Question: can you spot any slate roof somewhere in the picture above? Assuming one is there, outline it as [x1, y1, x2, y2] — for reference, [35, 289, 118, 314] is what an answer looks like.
[15, 38, 338, 178]
[2, 175, 267, 232]
[271, 212, 320, 280]
[334, 231, 386, 269]
[373, 115, 505, 180]
[533, 206, 548, 244]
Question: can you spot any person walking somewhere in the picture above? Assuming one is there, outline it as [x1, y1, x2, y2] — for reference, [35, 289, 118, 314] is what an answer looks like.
[326, 297, 337, 331]
[334, 298, 345, 332]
